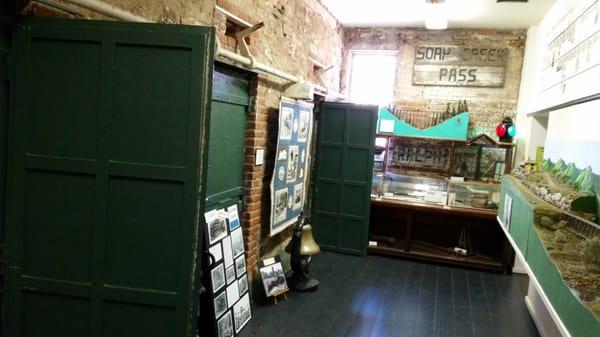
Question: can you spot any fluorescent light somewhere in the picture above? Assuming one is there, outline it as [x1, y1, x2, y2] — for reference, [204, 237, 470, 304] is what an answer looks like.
[425, 2, 448, 29]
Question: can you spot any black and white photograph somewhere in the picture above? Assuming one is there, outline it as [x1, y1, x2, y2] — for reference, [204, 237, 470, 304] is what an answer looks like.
[205, 209, 228, 245]
[226, 280, 240, 307]
[287, 145, 299, 182]
[293, 183, 303, 210]
[279, 107, 293, 140]
[217, 311, 233, 337]
[238, 275, 249, 296]
[259, 261, 288, 297]
[298, 109, 310, 142]
[211, 263, 226, 292]
[277, 148, 287, 161]
[222, 236, 234, 268]
[209, 242, 222, 263]
[230, 227, 244, 258]
[273, 188, 288, 224]
[225, 265, 235, 285]
[235, 255, 247, 277]
[213, 290, 228, 318]
[233, 293, 252, 333]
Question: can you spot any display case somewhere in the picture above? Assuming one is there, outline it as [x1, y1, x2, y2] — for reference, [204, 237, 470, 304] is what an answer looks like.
[368, 134, 515, 272]
[447, 180, 500, 210]
[372, 173, 448, 205]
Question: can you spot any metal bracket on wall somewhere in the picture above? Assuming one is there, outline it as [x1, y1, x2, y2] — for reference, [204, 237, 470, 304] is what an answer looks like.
[234, 22, 264, 68]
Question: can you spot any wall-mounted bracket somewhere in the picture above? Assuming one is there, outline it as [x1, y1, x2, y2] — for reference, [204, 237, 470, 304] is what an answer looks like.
[235, 22, 264, 67]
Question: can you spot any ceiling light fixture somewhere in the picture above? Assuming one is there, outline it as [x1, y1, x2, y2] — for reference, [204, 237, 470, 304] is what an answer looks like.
[425, 0, 447, 30]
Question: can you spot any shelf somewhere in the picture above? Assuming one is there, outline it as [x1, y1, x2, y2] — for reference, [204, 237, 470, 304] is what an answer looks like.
[371, 197, 498, 219]
[367, 241, 505, 272]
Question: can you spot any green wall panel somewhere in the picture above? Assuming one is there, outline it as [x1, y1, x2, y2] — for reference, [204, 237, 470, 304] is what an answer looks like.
[501, 178, 600, 337]
[312, 102, 378, 255]
[5, 18, 214, 337]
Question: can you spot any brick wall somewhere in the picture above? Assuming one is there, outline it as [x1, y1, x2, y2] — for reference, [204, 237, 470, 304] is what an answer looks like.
[343, 28, 527, 137]
[32, 0, 343, 287]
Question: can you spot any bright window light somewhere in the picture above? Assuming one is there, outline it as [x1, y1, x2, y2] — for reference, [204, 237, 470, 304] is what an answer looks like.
[349, 52, 397, 106]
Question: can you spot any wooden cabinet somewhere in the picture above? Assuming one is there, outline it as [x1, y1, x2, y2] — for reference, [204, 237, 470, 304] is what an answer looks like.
[369, 198, 514, 272]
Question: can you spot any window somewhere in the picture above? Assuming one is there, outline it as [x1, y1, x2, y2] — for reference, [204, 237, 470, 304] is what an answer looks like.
[349, 51, 397, 105]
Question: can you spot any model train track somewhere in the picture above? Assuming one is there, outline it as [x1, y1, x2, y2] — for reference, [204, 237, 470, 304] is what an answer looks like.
[560, 211, 600, 240]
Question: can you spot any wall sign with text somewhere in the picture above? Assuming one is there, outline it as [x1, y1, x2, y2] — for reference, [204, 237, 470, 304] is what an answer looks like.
[413, 46, 508, 87]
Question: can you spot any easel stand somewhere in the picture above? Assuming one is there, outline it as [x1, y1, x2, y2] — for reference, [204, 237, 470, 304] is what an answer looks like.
[270, 289, 289, 305]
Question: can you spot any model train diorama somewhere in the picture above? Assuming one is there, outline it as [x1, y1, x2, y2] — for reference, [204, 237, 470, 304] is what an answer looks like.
[511, 159, 600, 318]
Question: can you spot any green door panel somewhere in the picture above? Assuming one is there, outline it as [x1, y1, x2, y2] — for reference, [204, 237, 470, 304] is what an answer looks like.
[5, 18, 214, 337]
[312, 103, 378, 255]
[205, 66, 249, 207]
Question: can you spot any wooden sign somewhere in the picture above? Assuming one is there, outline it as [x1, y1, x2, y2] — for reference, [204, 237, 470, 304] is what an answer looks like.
[390, 138, 451, 171]
[413, 46, 507, 87]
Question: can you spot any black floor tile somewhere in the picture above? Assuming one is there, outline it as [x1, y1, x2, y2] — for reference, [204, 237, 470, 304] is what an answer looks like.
[236, 252, 538, 337]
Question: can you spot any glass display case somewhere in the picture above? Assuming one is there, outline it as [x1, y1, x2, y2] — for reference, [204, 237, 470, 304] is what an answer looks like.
[372, 172, 448, 205]
[447, 180, 500, 210]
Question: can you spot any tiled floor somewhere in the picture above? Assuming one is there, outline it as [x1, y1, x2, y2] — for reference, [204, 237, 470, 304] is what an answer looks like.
[238, 251, 539, 337]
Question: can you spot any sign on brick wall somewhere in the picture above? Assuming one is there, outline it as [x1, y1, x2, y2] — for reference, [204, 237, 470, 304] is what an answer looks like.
[413, 46, 507, 87]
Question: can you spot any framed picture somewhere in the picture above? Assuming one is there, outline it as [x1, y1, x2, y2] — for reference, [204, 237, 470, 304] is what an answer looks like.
[293, 183, 303, 210]
[211, 263, 226, 293]
[226, 281, 240, 307]
[205, 209, 228, 245]
[233, 293, 252, 333]
[273, 188, 288, 224]
[279, 106, 293, 140]
[298, 109, 310, 142]
[259, 260, 288, 297]
[235, 255, 247, 277]
[225, 265, 236, 285]
[238, 275, 249, 296]
[213, 291, 228, 319]
[231, 228, 244, 258]
[209, 243, 223, 263]
[287, 145, 299, 183]
[217, 311, 234, 337]
[227, 204, 240, 231]
[222, 236, 234, 268]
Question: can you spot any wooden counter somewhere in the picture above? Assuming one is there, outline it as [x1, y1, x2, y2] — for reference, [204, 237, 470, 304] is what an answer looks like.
[368, 198, 514, 272]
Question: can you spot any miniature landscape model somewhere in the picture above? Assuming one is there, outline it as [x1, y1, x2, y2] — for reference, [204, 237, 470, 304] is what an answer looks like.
[511, 160, 600, 319]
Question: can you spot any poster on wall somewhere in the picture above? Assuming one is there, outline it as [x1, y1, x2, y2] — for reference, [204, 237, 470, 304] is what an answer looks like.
[270, 98, 314, 236]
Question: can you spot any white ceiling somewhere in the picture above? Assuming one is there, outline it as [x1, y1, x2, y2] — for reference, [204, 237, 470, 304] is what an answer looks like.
[321, 0, 557, 29]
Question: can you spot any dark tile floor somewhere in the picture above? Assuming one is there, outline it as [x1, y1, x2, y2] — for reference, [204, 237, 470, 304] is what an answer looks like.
[238, 251, 539, 337]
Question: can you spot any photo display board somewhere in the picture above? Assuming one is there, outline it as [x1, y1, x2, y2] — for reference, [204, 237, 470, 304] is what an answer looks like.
[204, 204, 251, 337]
[270, 98, 314, 236]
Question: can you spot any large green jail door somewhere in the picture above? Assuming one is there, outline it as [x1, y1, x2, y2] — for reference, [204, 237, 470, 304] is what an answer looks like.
[312, 103, 377, 255]
[205, 65, 249, 209]
[4, 19, 214, 337]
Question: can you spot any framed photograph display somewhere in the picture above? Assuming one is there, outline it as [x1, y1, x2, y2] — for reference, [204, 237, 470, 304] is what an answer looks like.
[270, 98, 313, 236]
[225, 265, 236, 285]
[211, 263, 226, 292]
[233, 293, 252, 333]
[214, 291, 228, 318]
[217, 311, 234, 337]
[235, 255, 247, 277]
[231, 228, 244, 258]
[258, 258, 289, 298]
[203, 203, 252, 337]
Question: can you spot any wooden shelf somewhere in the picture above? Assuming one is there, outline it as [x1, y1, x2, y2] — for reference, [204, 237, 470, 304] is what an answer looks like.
[371, 198, 498, 219]
[368, 241, 504, 272]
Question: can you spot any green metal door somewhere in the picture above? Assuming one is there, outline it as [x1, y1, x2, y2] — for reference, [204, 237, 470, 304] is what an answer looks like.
[205, 65, 249, 209]
[5, 18, 214, 337]
[312, 102, 377, 255]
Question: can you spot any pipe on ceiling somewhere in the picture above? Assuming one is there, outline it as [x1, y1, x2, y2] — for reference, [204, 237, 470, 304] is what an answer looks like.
[60, 0, 344, 99]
